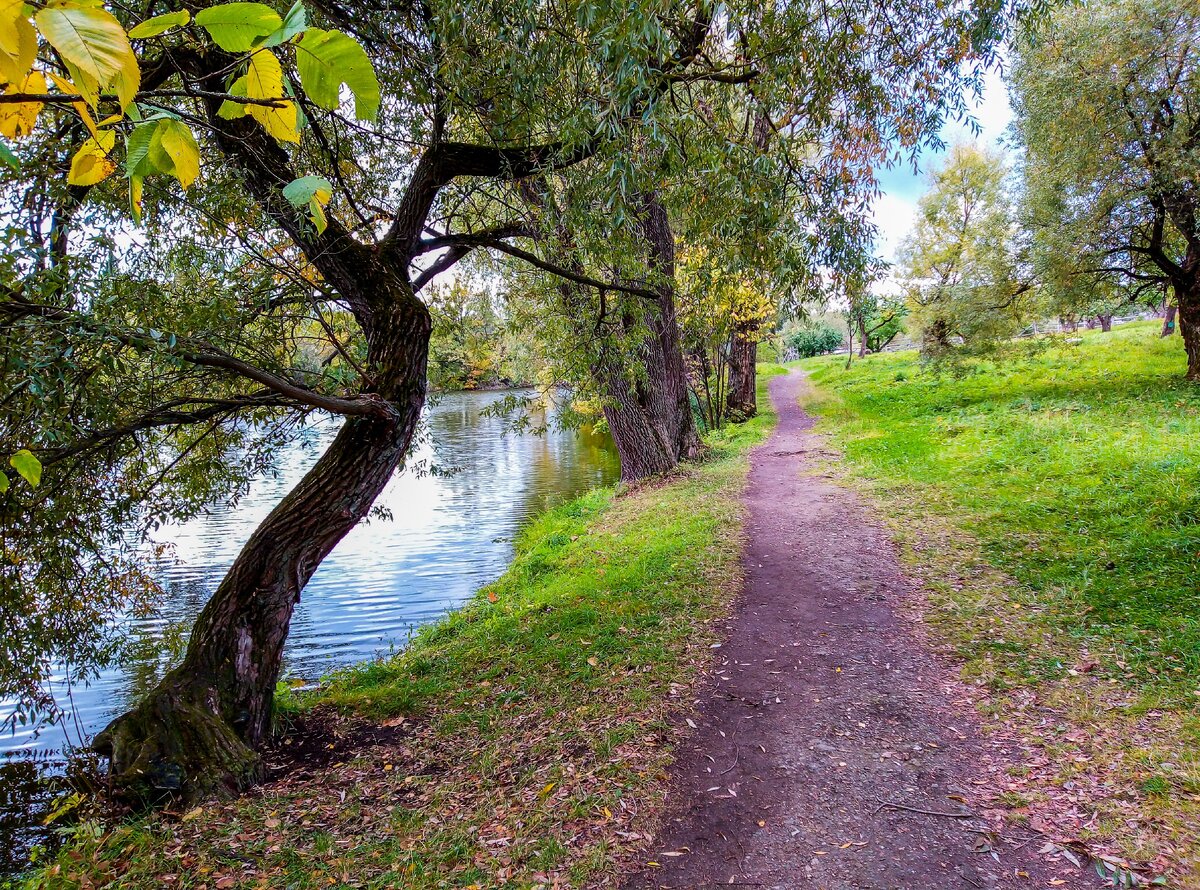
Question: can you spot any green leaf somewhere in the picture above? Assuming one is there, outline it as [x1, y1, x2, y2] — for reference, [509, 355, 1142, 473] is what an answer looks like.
[9, 449, 41, 487]
[295, 28, 380, 121]
[0, 470, 8, 494]
[125, 120, 160, 176]
[128, 10, 190, 39]
[261, 0, 306, 47]
[283, 175, 331, 233]
[0, 138, 17, 169]
[282, 174, 332, 207]
[217, 74, 249, 119]
[194, 2, 282, 52]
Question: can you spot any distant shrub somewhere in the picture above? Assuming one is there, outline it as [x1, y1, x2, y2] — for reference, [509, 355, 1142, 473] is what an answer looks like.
[787, 323, 844, 358]
[756, 339, 780, 363]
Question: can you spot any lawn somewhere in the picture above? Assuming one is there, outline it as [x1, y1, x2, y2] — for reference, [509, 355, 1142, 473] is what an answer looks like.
[800, 322, 1200, 878]
[23, 370, 786, 890]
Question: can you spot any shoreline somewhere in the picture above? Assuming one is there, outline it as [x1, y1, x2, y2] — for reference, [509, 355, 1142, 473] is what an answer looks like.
[23, 370, 786, 889]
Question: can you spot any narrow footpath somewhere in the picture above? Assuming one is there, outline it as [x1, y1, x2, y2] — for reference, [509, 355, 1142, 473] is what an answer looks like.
[626, 371, 1100, 890]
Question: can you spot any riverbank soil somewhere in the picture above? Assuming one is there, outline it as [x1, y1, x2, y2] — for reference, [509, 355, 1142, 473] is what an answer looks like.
[625, 371, 1101, 890]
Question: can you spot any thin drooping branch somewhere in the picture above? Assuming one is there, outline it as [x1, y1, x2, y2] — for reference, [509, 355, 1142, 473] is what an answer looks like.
[0, 298, 394, 419]
[42, 392, 300, 465]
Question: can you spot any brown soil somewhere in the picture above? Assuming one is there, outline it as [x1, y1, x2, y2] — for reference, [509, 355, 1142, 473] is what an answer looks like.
[624, 371, 1103, 890]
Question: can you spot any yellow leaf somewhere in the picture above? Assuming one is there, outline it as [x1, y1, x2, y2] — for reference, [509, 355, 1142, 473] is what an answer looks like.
[539, 782, 555, 798]
[0, 70, 46, 138]
[35, 1, 139, 108]
[243, 49, 298, 143]
[129, 174, 143, 222]
[156, 118, 200, 188]
[46, 70, 99, 138]
[67, 128, 116, 185]
[0, 3, 37, 86]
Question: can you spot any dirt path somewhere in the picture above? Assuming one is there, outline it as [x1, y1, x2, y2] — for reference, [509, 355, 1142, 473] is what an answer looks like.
[625, 371, 1100, 890]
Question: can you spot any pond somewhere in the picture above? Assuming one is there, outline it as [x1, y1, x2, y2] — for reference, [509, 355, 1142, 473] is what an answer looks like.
[0, 388, 619, 876]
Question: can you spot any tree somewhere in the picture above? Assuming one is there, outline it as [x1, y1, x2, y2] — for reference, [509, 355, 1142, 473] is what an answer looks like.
[676, 245, 776, 430]
[1011, 0, 1200, 376]
[899, 144, 1032, 358]
[1, 0, 744, 800]
[0, 0, 1028, 802]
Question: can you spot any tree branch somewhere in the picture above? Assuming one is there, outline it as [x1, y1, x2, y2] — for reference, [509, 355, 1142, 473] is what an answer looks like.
[0, 297, 397, 420]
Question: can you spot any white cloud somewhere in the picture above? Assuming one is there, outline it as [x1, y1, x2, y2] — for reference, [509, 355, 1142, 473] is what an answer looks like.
[871, 69, 1013, 266]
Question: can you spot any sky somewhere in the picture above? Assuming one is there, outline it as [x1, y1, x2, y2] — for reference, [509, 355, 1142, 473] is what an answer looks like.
[871, 68, 1014, 265]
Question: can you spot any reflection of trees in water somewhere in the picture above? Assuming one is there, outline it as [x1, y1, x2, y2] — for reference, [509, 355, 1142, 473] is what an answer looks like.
[427, 390, 618, 522]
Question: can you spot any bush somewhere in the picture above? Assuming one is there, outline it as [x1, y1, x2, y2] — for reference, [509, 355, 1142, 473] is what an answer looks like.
[787, 323, 844, 358]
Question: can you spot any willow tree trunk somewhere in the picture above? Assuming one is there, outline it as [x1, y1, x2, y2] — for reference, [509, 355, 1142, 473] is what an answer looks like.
[1163, 304, 1178, 337]
[95, 292, 432, 802]
[596, 194, 700, 481]
[725, 320, 758, 421]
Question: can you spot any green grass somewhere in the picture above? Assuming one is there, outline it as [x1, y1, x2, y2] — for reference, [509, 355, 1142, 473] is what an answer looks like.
[26, 366, 787, 890]
[802, 322, 1200, 697]
[798, 325, 1200, 877]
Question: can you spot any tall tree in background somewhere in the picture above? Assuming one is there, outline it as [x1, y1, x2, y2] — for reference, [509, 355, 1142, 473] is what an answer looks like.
[900, 144, 1031, 358]
[1011, 0, 1200, 376]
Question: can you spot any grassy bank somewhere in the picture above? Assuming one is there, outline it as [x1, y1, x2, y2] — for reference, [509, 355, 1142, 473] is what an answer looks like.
[27, 367, 786, 890]
[799, 323, 1200, 880]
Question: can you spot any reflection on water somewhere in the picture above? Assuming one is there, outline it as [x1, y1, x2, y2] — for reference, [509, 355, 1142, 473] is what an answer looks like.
[0, 388, 618, 874]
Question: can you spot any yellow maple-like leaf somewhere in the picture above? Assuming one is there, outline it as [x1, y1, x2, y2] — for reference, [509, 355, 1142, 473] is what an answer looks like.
[67, 128, 116, 185]
[243, 49, 299, 143]
[0, 1, 37, 87]
[0, 70, 47, 138]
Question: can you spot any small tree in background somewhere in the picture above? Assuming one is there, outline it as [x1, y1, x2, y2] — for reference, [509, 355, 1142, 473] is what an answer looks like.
[900, 144, 1032, 359]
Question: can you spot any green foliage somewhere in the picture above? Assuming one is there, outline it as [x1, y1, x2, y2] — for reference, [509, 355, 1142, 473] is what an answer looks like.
[1011, 0, 1197, 332]
[787, 322, 844, 358]
[426, 279, 537, 391]
[900, 143, 1031, 359]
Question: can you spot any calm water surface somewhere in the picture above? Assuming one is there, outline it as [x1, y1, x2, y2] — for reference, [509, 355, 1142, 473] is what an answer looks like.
[0, 388, 618, 874]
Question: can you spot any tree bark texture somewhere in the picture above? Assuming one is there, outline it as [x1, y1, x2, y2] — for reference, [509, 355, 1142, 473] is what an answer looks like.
[1163, 304, 1178, 337]
[724, 320, 758, 421]
[1178, 290, 1200, 380]
[96, 290, 431, 801]
[593, 194, 700, 480]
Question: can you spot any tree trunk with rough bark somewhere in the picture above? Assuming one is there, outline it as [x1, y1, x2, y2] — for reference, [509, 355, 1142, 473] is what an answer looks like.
[95, 275, 432, 802]
[1163, 304, 1178, 337]
[724, 320, 758, 421]
[1178, 287, 1200, 381]
[596, 194, 700, 480]
[1098, 314, 1113, 332]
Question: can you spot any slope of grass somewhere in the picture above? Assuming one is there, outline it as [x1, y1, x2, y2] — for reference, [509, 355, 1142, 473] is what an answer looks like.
[24, 366, 786, 890]
[800, 324, 1200, 877]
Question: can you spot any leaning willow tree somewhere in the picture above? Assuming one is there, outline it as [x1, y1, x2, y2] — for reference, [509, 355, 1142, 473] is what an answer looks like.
[1011, 0, 1200, 376]
[1, 0, 1020, 800]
